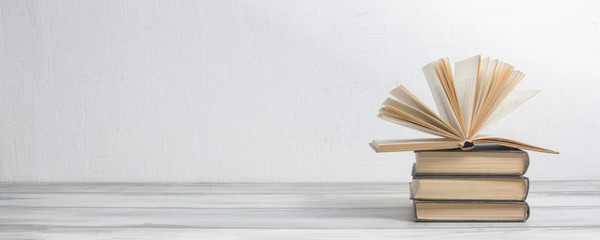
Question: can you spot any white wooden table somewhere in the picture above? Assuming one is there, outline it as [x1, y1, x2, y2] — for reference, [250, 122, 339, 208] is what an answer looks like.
[1, 181, 599, 239]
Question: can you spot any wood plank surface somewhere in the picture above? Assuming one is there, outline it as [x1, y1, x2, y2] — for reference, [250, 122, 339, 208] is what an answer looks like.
[1, 182, 599, 239]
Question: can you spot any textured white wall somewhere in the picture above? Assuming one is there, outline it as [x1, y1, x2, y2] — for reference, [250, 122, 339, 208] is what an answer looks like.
[1, 0, 598, 182]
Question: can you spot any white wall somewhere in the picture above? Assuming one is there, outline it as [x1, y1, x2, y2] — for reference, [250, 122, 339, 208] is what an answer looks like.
[1, 0, 598, 182]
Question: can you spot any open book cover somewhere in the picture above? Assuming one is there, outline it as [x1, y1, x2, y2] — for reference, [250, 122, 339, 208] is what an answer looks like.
[371, 55, 558, 154]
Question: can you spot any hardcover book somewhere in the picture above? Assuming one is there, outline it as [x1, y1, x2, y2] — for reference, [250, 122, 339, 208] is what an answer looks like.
[370, 55, 558, 154]
[413, 201, 530, 222]
[410, 176, 529, 201]
[412, 145, 529, 176]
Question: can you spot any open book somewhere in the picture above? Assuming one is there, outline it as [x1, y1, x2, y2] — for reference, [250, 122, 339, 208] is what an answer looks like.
[371, 55, 558, 154]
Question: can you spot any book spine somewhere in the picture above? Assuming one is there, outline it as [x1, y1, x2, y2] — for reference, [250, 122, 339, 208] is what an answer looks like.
[523, 177, 530, 201]
[524, 201, 530, 221]
[522, 151, 530, 175]
[412, 200, 418, 221]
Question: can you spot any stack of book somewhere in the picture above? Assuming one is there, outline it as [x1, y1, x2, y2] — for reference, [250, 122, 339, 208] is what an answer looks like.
[369, 55, 559, 221]
[410, 145, 530, 222]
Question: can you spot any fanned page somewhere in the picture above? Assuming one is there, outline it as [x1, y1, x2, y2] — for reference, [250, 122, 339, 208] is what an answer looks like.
[381, 98, 460, 138]
[454, 55, 480, 135]
[422, 62, 463, 137]
[379, 98, 459, 139]
[478, 90, 539, 132]
[473, 57, 490, 113]
[439, 58, 466, 132]
[471, 59, 498, 136]
[388, 86, 462, 138]
[377, 113, 454, 139]
[470, 67, 524, 137]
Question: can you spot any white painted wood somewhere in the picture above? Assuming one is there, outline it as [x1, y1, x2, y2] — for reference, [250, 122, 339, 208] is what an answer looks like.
[3, 227, 600, 240]
[0, 193, 406, 208]
[0, 192, 598, 208]
[2, 205, 600, 228]
[1, 182, 599, 239]
[0, 182, 407, 194]
[2, 227, 600, 240]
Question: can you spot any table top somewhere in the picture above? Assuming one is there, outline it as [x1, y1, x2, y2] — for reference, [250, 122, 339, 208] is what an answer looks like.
[1, 181, 599, 239]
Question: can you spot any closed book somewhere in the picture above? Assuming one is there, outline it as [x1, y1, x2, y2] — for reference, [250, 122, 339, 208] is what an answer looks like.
[413, 145, 529, 176]
[410, 176, 529, 201]
[414, 201, 530, 222]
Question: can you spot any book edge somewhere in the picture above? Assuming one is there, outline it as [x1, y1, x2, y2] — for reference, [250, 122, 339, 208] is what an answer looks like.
[414, 200, 529, 222]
